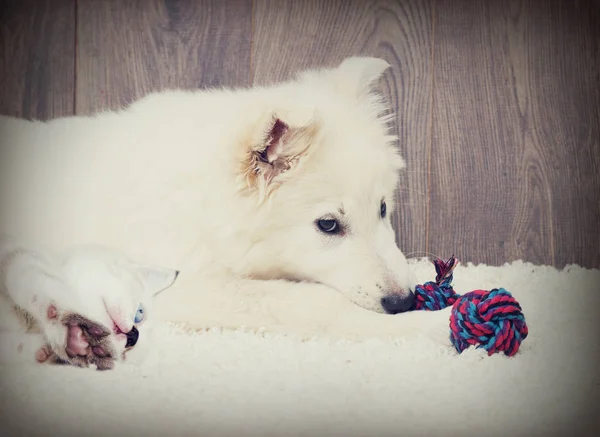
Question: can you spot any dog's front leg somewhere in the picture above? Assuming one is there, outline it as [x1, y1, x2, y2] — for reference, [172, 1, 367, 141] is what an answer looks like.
[156, 272, 452, 344]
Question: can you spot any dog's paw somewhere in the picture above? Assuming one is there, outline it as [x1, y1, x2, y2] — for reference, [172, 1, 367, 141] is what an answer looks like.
[38, 304, 117, 370]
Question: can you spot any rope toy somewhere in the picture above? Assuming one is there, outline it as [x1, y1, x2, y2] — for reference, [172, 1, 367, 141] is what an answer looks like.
[410, 256, 528, 357]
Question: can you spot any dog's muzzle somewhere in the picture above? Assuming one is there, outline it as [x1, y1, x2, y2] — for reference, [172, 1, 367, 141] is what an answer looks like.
[381, 292, 415, 314]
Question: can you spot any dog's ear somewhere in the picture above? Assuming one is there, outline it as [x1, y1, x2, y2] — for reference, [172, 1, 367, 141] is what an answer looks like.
[242, 107, 317, 201]
[334, 57, 390, 98]
[135, 264, 180, 296]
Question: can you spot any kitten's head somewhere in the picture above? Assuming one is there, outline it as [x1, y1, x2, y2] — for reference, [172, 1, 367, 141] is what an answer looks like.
[61, 245, 179, 366]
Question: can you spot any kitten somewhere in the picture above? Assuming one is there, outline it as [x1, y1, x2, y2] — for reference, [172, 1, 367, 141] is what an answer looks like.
[0, 236, 178, 370]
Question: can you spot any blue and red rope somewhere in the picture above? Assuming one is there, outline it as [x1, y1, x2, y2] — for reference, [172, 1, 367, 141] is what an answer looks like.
[410, 256, 528, 357]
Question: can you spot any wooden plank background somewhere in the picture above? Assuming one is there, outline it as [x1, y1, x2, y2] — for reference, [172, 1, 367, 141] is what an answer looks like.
[0, 0, 75, 118]
[1, 0, 598, 269]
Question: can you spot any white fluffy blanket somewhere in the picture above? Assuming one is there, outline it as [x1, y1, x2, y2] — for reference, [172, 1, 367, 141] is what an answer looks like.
[1, 259, 599, 437]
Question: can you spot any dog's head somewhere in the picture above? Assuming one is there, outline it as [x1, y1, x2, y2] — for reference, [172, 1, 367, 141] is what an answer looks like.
[238, 57, 416, 314]
[61, 245, 178, 363]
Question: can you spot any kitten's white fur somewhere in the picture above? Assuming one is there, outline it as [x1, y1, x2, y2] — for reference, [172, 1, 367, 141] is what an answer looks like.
[0, 236, 178, 368]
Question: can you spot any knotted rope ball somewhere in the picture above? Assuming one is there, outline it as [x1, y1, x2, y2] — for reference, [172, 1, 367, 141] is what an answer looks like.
[410, 256, 528, 357]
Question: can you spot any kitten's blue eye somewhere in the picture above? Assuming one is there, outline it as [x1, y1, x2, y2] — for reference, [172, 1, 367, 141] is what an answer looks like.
[134, 304, 145, 324]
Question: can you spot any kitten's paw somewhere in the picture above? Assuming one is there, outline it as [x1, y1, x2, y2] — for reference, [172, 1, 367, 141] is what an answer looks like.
[40, 304, 117, 370]
[35, 344, 54, 363]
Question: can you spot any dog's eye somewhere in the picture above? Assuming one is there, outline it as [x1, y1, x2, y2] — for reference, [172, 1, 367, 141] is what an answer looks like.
[134, 304, 145, 324]
[380, 201, 387, 219]
[317, 218, 340, 234]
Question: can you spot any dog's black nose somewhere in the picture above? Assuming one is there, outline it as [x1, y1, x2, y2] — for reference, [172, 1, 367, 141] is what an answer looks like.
[381, 292, 415, 314]
[125, 326, 139, 348]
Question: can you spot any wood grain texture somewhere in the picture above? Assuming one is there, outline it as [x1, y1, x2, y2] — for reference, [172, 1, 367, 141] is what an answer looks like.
[75, 0, 253, 115]
[523, 0, 600, 268]
[430, 0, 547, 266]
[0, 0, 75, 119]
[429, 0, 600, 268]
[252, 0, 434, 258]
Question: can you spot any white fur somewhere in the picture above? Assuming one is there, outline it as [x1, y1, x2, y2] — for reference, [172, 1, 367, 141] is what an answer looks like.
[0, 236, 178, 367]
[3, 260, 599, 436]
[0, 57, 430, 342]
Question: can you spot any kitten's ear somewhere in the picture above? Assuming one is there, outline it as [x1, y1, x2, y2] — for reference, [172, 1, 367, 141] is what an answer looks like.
[135, 264, 180, 296]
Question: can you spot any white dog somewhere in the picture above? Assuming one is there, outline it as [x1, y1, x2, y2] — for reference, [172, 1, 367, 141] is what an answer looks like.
[0, 57, 450, 353]
[0, 236, 179, 369]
